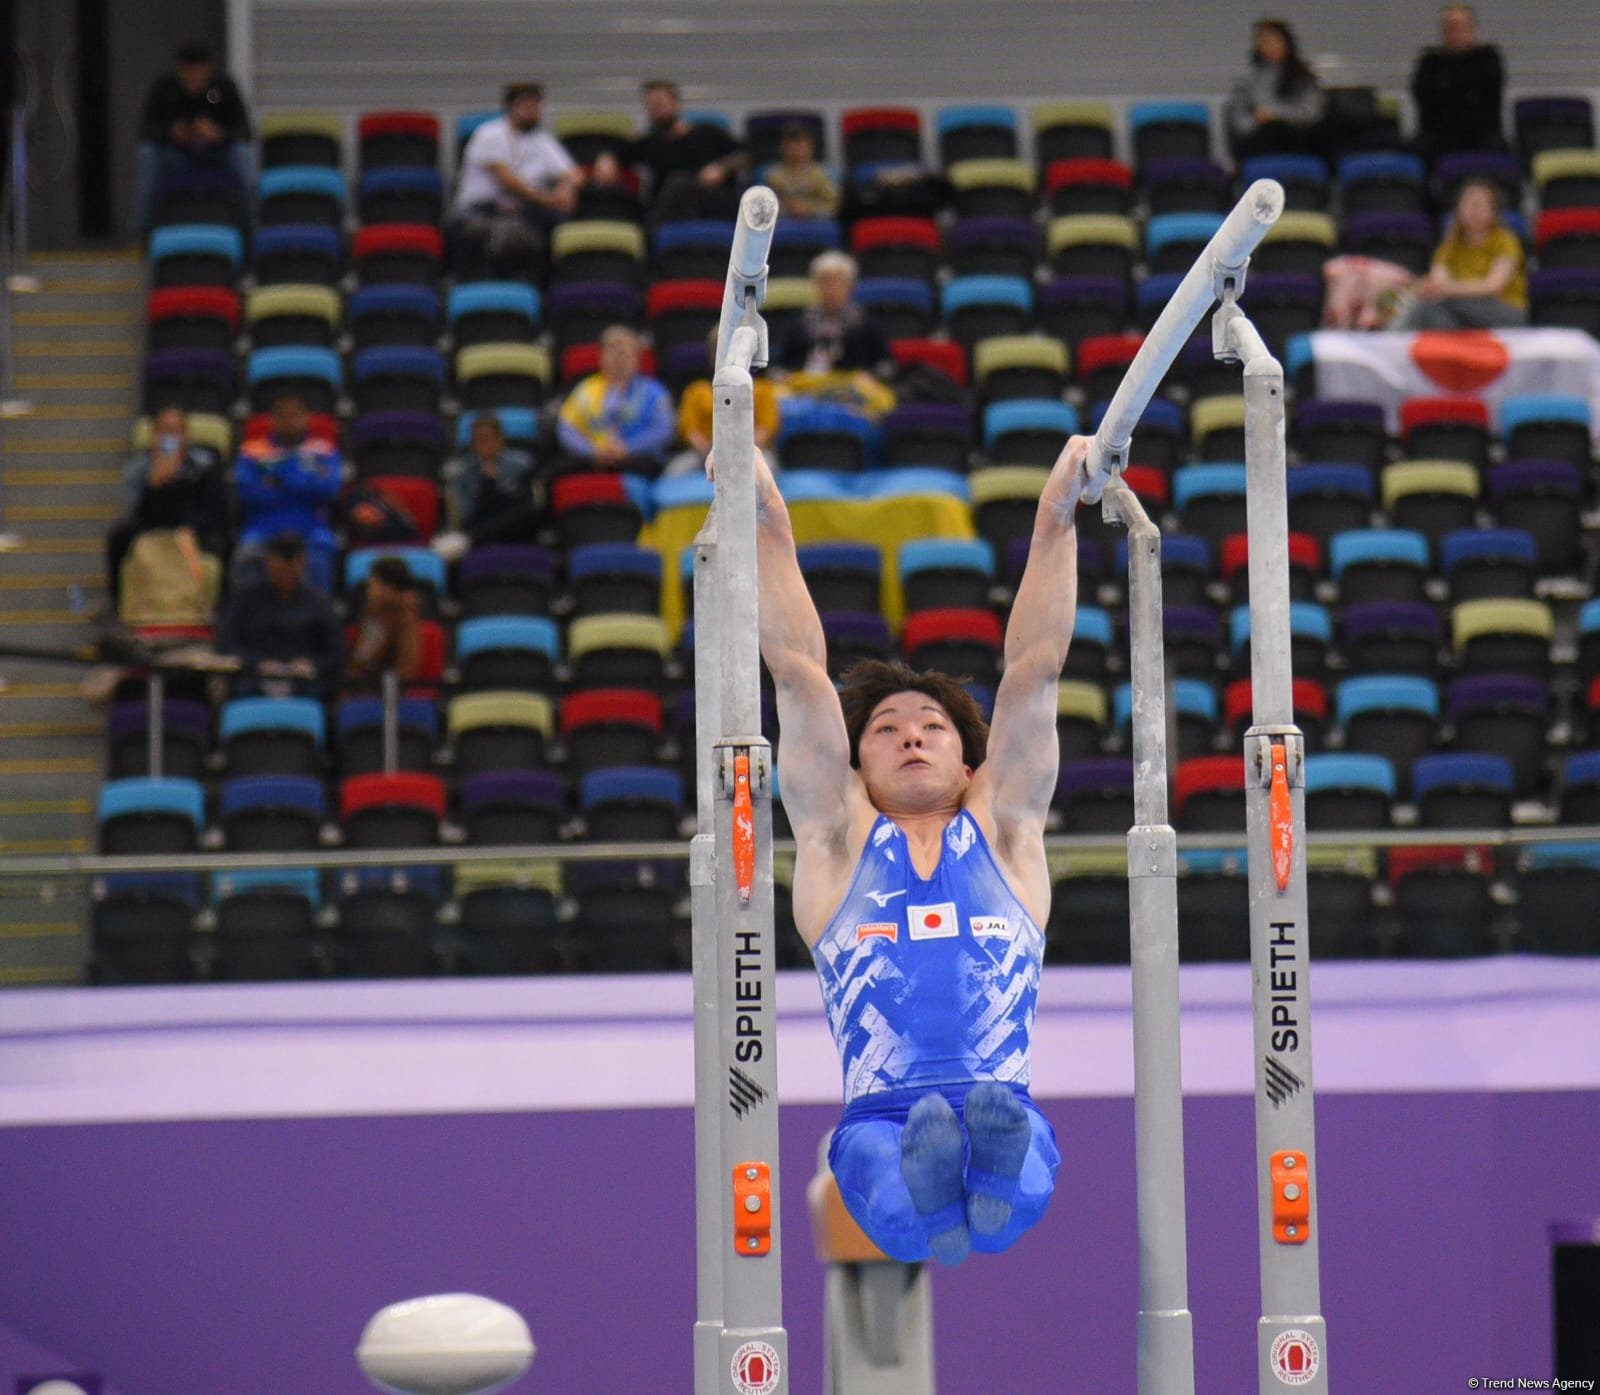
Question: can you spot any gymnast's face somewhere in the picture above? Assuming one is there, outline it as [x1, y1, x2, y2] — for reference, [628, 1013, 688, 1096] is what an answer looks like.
[857, 692, 972, 813]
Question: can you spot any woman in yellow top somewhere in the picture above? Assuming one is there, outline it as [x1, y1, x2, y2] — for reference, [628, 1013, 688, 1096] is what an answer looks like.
[665, 327, 781, 476]
[1396, 178, 1528, 331]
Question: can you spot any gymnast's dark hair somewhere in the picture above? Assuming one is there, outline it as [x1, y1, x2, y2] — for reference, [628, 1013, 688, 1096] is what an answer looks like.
[836, 659, 989, 771]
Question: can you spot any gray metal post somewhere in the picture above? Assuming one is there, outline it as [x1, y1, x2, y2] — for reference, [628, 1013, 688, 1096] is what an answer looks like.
[381, 669, 400, 776]
[1217, 304, 1330, 1393]
[1101, 477, 1193, 1395]
[1086, 180, 1289, 1395]
[694, 187, 789, 1395]
[145, 672, 165, 780]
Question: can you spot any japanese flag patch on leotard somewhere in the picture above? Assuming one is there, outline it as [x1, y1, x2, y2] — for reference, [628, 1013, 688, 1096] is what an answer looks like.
[907, 901, 959, 940]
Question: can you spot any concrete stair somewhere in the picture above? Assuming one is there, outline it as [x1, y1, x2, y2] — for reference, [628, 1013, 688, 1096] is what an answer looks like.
[0, 249, 143, 985]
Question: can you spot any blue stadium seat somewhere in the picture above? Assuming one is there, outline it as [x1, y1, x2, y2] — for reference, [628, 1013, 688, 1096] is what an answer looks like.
[346, 285, 440, 350]
[853, 276, 937, 339]
[652, 220, 735, 279]
[219, 775, 326, 851]
[335, 695, 440, 777]
[253, 223, 343, 286]
[1515, 842, 1600, 954]
[793, 543, 880, 617]
[1498, 393, 1593, 468]
[1446, 673, 1550, 797]
[778, 399, 879, 472]
[351, 345, 445, 414]
[1231, 601, 1332, 676]
[257, 165, 346, 227]
[1285, 463, 1375, 545]
[579, 766, 686, 841]
[1439, 528, 1538, 601]
[455, 406, 539, 452]
[219, 697, 325, 776]
[359, 167, 445, 226]
[1303, 752, 1397, 829]
[344, 546, 448, 601]
[899, 537, 995, 613]
[1173, 462, 1248, 545]
[456, 615, 560, 691]
[1240, 154, 1329, 210]
[1338, 152, 1427, 216]
[941, 274, 1034, 348]
[149, 223, 244, 287]
[246, 345, 342, 413]
[568, 542, 663, 616]
[937, 104, 1019, 164]
[982, 399, 1078, 466]
[446, 281, 541, 347]
[1412, 752, 1514, 828]
[1328, 530, 1430, 606]
[1114, 677, 1218, 759]
[769, 216, 842, 276]
[1145, 212, 1224, 273]
[1128, 100, 1211, 166]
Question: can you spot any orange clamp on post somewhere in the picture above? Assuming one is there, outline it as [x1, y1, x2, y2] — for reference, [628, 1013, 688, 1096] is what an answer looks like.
[733, 1161, 772, 1256]
[1271, 1150, 1311, 1244]
[732, 752, 755, 906]
[1269, 742, 1293, 893]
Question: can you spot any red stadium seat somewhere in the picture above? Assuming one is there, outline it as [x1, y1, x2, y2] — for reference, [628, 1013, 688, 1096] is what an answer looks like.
[1173, 755, 1247, 830]
[146, 287, 241, 352]
[889, 338, 969, 388]
[559, 342, 658, 388]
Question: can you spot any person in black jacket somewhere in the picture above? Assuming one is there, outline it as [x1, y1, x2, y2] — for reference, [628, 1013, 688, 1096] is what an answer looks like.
[591, 80, 746, 223]
[1410, 4, 1506, 163]
[105, 405, 231, 606]
[777, 251, 893, 377]
[216, 533, 343, 697]
[134, 42, 253, 231]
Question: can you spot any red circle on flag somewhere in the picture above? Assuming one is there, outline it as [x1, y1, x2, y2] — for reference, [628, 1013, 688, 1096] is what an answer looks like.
[924, 912, 941, 927]
[1408, 329, 1510, 392]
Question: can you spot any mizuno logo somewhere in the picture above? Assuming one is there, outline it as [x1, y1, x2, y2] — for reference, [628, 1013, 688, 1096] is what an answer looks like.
[729, 1065, 768, 1117]
[863, 888, 907, 907]
[1264, 1055, 1305, 1108]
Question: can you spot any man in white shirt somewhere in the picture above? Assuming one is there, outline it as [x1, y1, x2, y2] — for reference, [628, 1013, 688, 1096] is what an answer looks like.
[451, 82, 580, 278]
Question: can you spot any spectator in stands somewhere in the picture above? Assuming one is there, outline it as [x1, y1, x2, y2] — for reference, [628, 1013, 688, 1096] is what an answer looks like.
[105, 404, 229, 607]
[134, 42, 253, 232]
[1410, 4, 1506, 163]
[436, 412, 545, 558]
[765, 121, 839, 221]
[776, 251, 897, 417]
[667, 327, 780, 477]
[1226, 19, 1324, 160]
[556, 325, 675, 475]
[216, 532, 343, 697]
[1394, 177, 1527, 330]
[233, 392, 342, 590]
[591, 79, 746, 222]
[346, 557, 423, 685]
[450, 81, 579, 278]
[779, 252, 893, 377]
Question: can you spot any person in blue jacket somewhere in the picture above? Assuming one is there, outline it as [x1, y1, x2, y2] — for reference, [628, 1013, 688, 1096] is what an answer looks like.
[738, 433, 1100, 1265]
[232, 392, 343, 590]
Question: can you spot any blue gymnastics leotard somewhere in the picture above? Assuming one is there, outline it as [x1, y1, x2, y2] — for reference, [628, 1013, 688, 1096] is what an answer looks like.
[813, 809, 1059, 1260]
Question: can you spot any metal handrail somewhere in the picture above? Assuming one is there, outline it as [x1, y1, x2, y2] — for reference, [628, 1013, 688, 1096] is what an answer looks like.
[1, 824, 1594, 882]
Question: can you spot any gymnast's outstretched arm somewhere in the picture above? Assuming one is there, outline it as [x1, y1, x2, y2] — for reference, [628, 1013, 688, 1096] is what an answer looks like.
[731, 450, 859, 854]
[969, 435, 1094, 851]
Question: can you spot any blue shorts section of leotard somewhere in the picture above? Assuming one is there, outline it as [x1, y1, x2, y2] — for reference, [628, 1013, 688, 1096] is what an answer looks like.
[827, 1081, 1060, 1263]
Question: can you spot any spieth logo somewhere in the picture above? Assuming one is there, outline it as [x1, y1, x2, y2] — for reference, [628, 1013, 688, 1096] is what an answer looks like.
[908, 901, 959, 940]
[731, 1340, 781, 1394]
[1269, 1329, 1320, 1386]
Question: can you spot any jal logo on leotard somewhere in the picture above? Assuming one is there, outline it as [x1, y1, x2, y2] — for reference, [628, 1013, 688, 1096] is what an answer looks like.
[970, 915, 1010, 939]
[908, 901, 959, 940]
